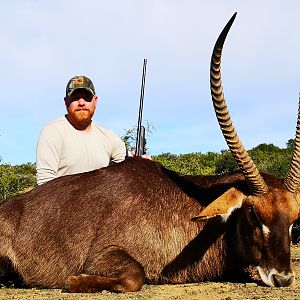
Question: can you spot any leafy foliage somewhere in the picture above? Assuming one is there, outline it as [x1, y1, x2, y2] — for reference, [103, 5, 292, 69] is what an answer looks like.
[121, 121, 155, 154]
[249, 143, 292, 179]
[154, 142, 293, 179]
[154, 152, 221, 175]
[0, 160, 36, 204]
[214, 150, 238, 175]
[0, 140, 295, 202]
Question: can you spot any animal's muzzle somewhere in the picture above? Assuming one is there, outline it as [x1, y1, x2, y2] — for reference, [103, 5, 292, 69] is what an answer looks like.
[257, 266, 295, 287]
[272, 273, 295, 287]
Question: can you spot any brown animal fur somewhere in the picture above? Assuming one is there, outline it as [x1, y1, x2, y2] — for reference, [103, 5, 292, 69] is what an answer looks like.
[1, 13, 299, 293]
[0, 157, 298, 292]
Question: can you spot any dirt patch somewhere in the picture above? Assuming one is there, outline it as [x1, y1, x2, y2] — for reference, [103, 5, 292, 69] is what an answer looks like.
[0, 245, 300, 300]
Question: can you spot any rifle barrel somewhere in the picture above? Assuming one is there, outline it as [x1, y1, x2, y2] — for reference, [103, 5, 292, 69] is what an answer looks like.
[136, 59, 147, 156]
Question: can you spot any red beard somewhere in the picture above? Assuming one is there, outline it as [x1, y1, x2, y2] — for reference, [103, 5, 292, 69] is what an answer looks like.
[73, 109, 91, 122]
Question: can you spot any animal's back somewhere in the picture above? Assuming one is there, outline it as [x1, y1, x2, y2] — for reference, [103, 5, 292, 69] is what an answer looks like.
[0, 158, 204, 287]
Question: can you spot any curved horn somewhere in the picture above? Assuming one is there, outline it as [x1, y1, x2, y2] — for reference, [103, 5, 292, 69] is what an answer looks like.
[210, 13, 268, 195]
[283, 94, 300, 192]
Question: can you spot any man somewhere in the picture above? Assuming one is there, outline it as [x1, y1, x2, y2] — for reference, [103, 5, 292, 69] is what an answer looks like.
[36, 75, 126, 185]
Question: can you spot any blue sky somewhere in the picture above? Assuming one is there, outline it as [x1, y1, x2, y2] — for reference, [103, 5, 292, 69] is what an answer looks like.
[1, 0, 300, 165]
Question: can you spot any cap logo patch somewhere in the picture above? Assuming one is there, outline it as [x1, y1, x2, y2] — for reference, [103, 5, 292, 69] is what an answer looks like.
[75, 77, 83, 85]
[66, 75, 95, 97]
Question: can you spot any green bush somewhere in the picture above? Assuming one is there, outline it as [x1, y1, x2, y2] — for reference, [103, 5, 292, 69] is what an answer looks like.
[0, 161, 36, 204]
[154, 152, 221, 176]
[154, 142, 294, 179]
[0, 140, 294, 203]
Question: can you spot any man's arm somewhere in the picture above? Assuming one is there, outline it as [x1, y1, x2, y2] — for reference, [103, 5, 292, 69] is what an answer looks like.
[36, 125, 62, 185]
[109, 132, 127, 164]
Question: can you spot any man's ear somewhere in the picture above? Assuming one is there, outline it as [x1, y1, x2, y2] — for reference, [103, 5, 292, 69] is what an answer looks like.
[64, 96, 69, 108]
[192, 187, 245, 223]
[94, 95, 99, 105]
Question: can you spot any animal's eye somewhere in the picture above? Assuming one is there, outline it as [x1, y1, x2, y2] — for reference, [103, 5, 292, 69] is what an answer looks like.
[247, 205, 262, 227]
[247, 205, 256, 217]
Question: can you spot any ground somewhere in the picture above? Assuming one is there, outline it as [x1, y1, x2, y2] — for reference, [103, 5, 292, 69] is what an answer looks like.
[0, 246, 300, 300]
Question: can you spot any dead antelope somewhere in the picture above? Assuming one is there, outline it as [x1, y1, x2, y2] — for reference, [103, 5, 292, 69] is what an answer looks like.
[0, 12, 299, 293]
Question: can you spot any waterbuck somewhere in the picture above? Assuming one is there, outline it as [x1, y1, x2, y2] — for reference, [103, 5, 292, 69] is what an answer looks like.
[1, 13, 300, 293]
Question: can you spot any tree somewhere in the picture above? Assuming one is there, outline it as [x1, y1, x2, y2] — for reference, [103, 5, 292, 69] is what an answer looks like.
[154, 152, 221, 176]
[121, 121, 155, 154]
[214, 150, 238, 175]
[286, 138, 295, 149]
[249, 143, 292, 179]
[0, 161, 36, 204]
[0, 139, 295, 204]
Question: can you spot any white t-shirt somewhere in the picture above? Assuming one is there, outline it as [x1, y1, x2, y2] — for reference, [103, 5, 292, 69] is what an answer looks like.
[36, 117, 126, 185]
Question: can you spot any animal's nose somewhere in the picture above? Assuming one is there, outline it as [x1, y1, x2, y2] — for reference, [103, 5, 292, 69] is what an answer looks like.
[272, 273, 294, 287]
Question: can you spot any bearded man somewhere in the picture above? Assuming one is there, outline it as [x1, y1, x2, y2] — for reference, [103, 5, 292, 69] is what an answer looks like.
[36, 76, 126, 185]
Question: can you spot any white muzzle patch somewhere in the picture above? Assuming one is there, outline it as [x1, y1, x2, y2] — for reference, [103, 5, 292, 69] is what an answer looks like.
[257, 266, 295, 287]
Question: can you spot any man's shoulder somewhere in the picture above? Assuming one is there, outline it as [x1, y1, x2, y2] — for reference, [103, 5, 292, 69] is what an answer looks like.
[40, 117, 69, 135]
[92, 122, 124, 146]
[92, 122, 118, 136]
[92, 122, 125, 156]
[43, 116, 68, 128]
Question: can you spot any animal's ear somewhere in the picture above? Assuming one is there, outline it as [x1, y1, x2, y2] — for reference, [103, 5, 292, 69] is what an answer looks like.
[191, 187, 245, 223]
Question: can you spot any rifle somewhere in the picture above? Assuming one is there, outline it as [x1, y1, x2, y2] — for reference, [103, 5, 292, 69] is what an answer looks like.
[135, 59, 147, 156]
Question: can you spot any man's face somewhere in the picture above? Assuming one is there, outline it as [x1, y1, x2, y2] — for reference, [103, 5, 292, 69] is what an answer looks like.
[64, 89, 98, 128]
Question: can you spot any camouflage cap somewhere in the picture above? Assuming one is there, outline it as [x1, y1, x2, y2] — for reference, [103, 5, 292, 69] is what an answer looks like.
[66, 75, 96, 97]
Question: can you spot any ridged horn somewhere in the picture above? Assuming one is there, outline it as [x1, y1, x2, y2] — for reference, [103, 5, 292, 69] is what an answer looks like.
[283, 94, 300, 193]
[210, 13, 269, 195]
